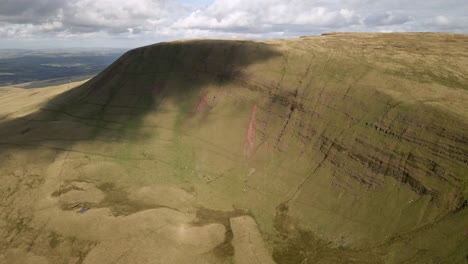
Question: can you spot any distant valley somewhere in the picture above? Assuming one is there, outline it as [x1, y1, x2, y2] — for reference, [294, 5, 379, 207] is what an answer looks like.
[0, 48, 126, 87]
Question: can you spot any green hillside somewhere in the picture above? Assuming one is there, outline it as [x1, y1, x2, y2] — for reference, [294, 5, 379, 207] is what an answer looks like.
[0, 33, 467, 264]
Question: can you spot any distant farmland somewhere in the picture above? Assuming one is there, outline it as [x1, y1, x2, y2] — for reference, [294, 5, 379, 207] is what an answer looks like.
[0, 49, 127, 86]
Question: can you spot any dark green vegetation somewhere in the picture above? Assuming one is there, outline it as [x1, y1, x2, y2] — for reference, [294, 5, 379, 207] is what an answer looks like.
[0, 49, 126, 86]
[0, 33, 467, 263]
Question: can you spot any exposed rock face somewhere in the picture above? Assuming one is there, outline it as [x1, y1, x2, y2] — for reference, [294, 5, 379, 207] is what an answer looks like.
[0, 33, 467, 263]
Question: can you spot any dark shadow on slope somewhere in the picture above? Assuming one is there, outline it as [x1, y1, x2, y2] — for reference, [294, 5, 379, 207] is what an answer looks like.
[0, 39, 281, 158]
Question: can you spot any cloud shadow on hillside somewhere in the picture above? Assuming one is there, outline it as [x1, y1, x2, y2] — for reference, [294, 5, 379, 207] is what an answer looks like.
[0, 39, 281, 158]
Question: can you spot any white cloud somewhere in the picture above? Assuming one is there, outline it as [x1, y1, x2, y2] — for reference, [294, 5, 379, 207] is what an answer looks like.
[174, 0, 361, 32]
[434, 16, 451, 26]
[364, 12, 413, 26]
[421, 15, 468, 31]
[0, 0, 466, 48]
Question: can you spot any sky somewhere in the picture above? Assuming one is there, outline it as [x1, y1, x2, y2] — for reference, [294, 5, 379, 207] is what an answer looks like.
[0, 0, 467, 49]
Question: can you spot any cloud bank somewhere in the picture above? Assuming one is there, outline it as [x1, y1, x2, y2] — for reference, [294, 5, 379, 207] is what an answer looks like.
[0, 0, 466, 48]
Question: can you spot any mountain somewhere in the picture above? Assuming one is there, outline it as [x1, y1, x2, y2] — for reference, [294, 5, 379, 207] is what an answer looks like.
[0, 33, 466, 264]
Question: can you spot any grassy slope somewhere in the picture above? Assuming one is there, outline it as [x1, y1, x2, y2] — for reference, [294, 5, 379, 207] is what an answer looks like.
[0, 33, 467, 264]
[0, 80, 88, 120]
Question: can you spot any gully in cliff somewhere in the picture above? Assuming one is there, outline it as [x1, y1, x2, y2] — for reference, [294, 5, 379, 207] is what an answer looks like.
[244, 104, 257, 159]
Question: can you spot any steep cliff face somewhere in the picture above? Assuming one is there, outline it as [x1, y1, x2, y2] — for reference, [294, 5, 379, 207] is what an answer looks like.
[0, 34, 467, 263]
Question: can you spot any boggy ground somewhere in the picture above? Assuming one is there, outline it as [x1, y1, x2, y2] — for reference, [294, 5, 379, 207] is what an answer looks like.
[0, 33, 467, 263]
